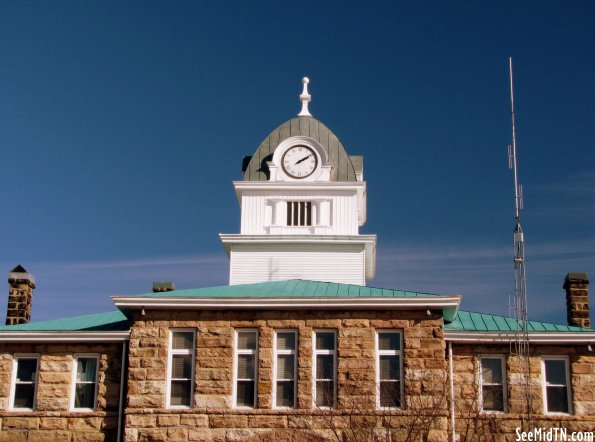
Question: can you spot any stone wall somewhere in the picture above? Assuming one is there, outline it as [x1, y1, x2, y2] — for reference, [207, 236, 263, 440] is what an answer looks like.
[124, 309, 448, 442]
[450, 343, 595, 441]
[0, 342, 124, 441]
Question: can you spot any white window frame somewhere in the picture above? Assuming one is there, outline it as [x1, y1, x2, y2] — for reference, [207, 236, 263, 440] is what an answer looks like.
[375, 330, 403, 409]
[70, 354, 100, 411]
[312, 330, 337, 409]
[9, 354, 39, 411]
[233, 329, 259, 408]
[166, 329, 196, 409]
[541, 355, 572, 415]
[478, 354, 507, 413]
[273, 330, 298, 409]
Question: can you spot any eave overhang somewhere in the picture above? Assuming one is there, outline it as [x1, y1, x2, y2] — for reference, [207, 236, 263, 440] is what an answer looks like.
[219, 234, 377, 279]
[0, 331, 130, 343]
[445, 331, 595, 344]
[113, 296, 461, 322]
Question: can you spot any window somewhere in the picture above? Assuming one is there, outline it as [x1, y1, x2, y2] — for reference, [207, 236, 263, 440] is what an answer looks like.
[287, 201, 312, 226]
[542, 356, 571, 414]
[313, 330, 336, 408]
[167, 330, 195, 408]
[10, 355, 38, 410]
[376, 331, 402, 408]
[235, 330, 258, 408]
[274, 330, 297, 408]
[479, 356, 506, 412]
[71, 355, 99, 410]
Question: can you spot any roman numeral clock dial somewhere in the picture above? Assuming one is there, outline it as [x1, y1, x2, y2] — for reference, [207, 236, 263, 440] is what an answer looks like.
[281, 145, 318, 179]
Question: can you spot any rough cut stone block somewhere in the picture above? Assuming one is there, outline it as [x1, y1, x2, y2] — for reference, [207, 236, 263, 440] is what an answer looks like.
[180, 414, 208, 427]
[35, 397, 70, 411]
[72, 432, 106, 442]
[137, 428, 167, 442]
[0, 431, 28, 442]
[127, 414, 157, 428]
[188, 428, 212, 441]
[39, 372, 71, 384]
[39, 417, 68, 430]
[156, 414, 180, 426]
[128, 394, 164, 408]
[67, 417, 102, 431]
[209, 415, 248, 428]
[2, 417, 39, 430]
[166, 427, 189, 440]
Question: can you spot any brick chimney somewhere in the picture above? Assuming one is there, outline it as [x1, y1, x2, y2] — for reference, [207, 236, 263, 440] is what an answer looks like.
[564, 272, 590, 328]
[6, 265, 36, 326]
[152, 281, 175, 293]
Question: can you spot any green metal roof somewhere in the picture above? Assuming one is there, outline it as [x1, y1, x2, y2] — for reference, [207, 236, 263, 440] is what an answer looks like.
[445, 310, 592, 332]
[0, 310, 130, 332]
[0, 280, 591, 335]
[136, 279, 441, 299]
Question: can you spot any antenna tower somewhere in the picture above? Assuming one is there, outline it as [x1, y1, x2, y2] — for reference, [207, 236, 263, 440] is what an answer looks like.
[507, 57, 533, 428]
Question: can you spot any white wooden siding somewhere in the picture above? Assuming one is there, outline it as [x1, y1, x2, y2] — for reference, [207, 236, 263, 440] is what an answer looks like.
[229, 243, 366, 286]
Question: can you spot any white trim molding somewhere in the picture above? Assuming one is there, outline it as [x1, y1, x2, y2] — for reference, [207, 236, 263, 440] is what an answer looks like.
[445, 331, 595, 344]
[0, 331, 130, 343]
[113, 296, 461, 322]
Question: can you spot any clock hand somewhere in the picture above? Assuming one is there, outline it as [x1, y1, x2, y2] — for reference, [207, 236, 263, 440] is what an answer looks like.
[295, 154, 312, 165]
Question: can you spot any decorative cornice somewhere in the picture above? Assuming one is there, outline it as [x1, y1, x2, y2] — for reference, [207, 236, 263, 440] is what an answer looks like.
[0, 331, 130, 343]
[219, 233, 376, 244]
[233, 180, 365, 191]
[113, 296, 461, 322]
[445, 330, 595, 344]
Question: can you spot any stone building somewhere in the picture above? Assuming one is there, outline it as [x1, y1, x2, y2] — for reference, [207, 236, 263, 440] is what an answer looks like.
[0, 79, 593, 441]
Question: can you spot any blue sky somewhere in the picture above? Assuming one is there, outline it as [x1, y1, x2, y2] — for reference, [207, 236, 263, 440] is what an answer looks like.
[1, 1, 593, 324]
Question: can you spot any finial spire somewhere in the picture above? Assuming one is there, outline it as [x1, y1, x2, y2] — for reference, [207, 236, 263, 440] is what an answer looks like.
[298, 77, 312, 116]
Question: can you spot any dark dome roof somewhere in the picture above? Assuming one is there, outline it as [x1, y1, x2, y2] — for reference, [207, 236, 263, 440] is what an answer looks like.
[243, 116, 357, 182]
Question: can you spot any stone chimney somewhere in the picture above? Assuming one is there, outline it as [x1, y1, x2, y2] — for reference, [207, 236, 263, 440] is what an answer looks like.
[564, 272, 590, 328]
[6, 265, 36, 326]
[152, 281, 175, 293]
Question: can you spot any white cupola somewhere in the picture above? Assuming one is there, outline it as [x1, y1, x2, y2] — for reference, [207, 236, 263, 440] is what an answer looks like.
[220, 78, 376, 286]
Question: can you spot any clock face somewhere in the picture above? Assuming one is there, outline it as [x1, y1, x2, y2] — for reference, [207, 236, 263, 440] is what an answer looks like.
[281, 145, 318, 179]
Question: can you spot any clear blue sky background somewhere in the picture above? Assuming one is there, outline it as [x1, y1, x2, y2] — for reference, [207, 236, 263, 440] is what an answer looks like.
[1, 1, 593, 325]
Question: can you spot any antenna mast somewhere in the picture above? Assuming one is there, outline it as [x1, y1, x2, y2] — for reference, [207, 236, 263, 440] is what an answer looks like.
[508, 57, 533, 429]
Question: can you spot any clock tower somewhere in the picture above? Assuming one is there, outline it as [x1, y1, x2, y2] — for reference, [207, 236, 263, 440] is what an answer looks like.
[220, 78, 376, 285]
